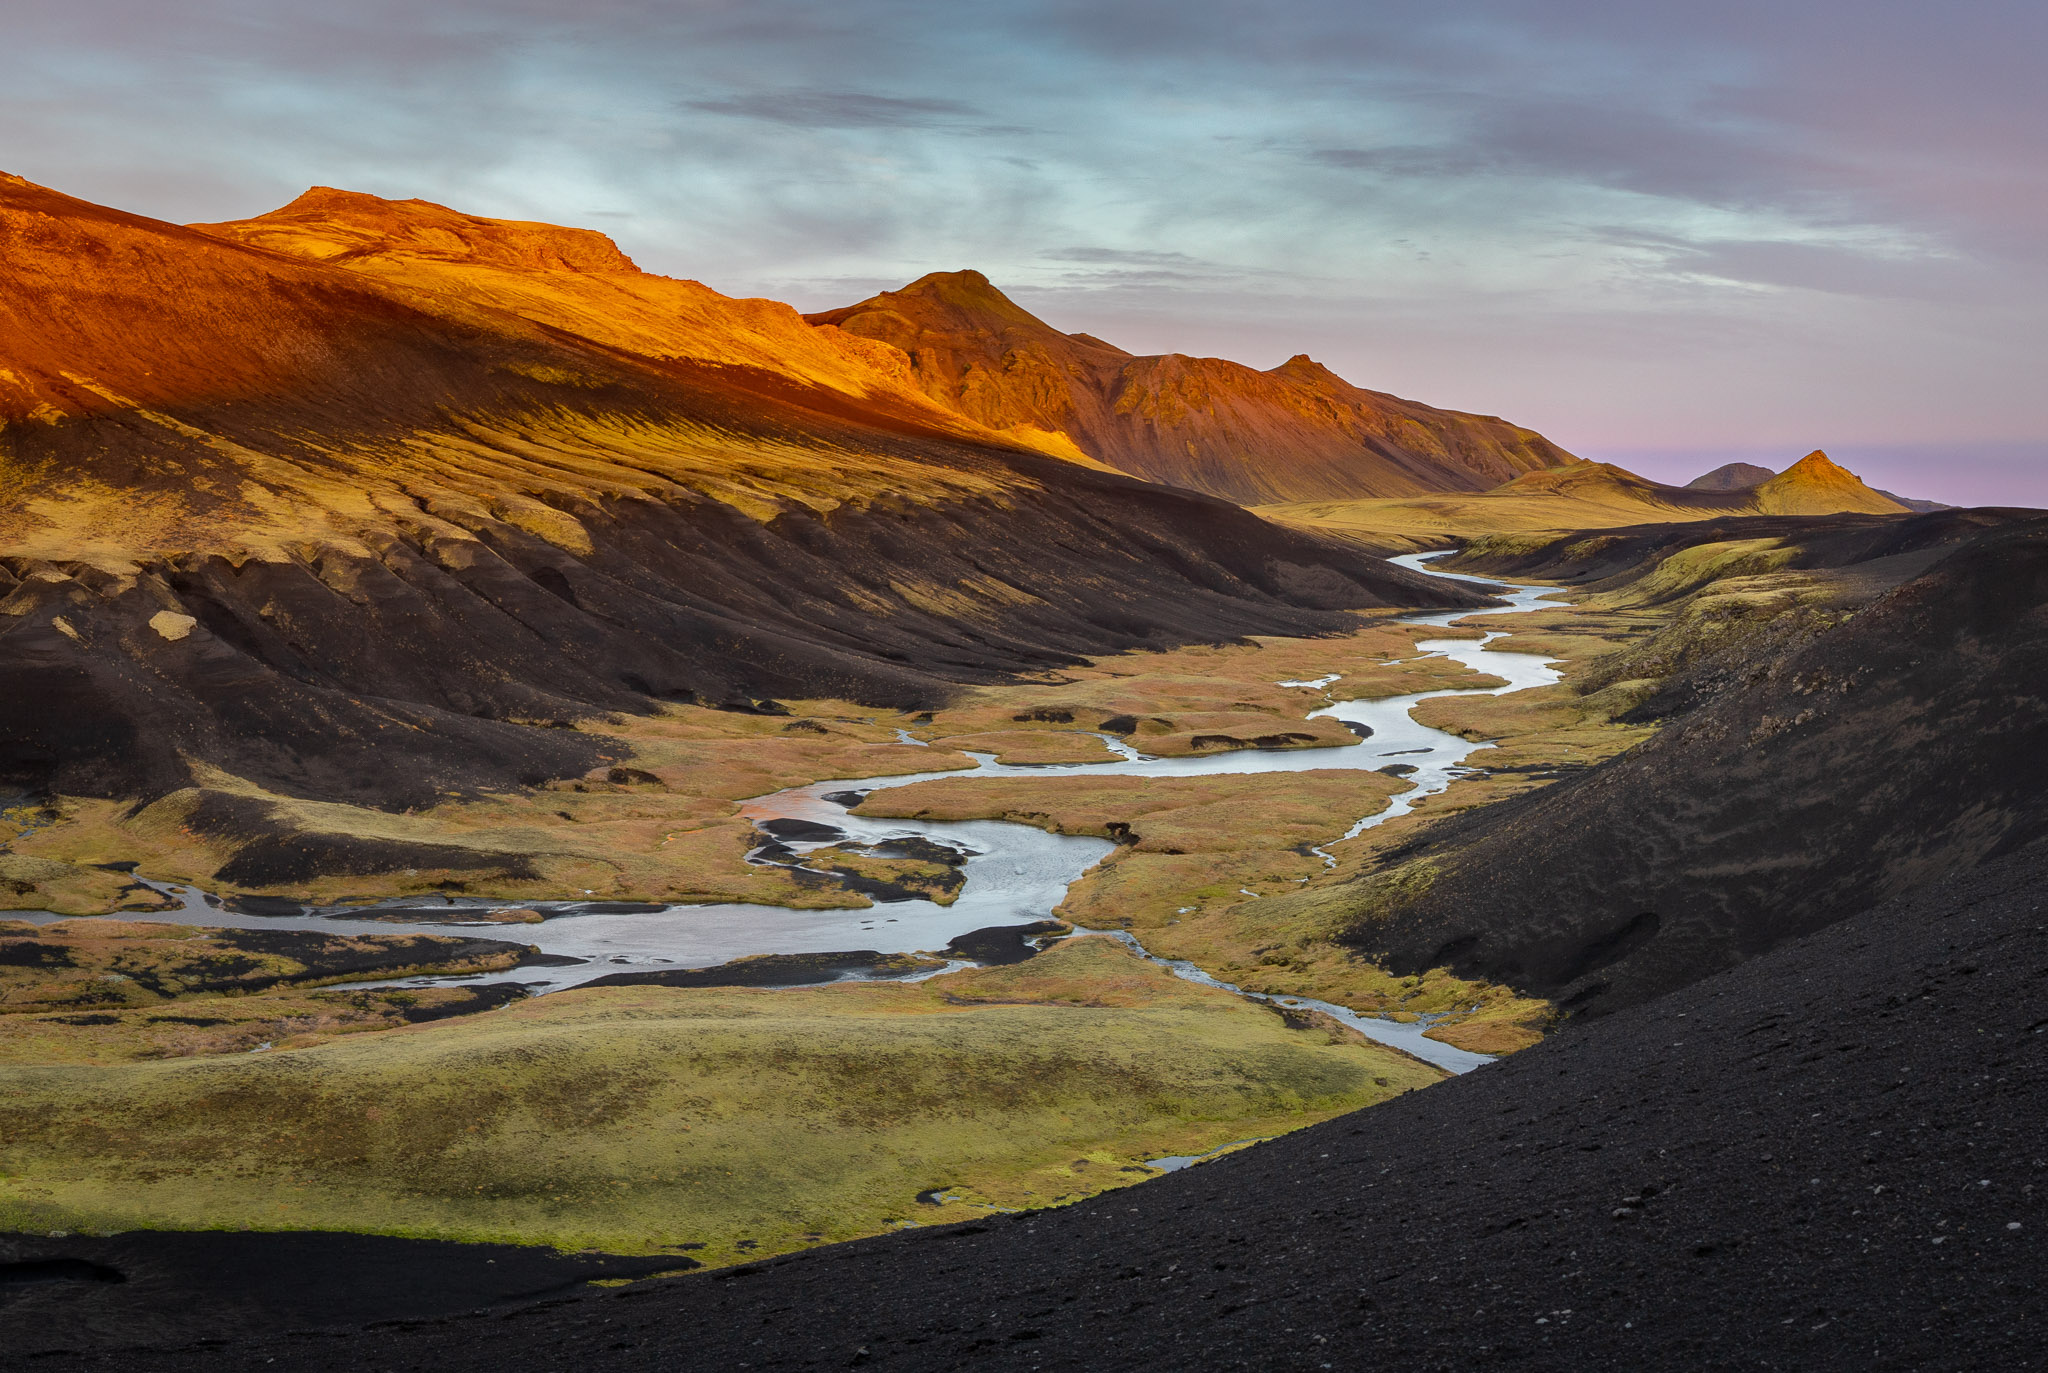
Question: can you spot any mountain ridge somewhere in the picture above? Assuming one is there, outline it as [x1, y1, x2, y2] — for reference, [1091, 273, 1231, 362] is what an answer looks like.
[1261, 450, 1910, 555]
[806, 269, 1580, 504]
[0, 173, 1480, 811]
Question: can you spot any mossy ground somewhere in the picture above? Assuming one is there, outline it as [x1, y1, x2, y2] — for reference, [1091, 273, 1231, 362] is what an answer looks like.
[0, 983, 520, 1065]
[0, 920, 527, 1015]
[0, 919, 533, 1064]
[0, 937, 1440, 1267]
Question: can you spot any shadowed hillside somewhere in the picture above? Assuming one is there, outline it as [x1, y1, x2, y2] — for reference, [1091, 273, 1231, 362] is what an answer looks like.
[806, 270, 1578, 503]
[1309, 511, 2047, 1017]
[0, 175, 1479, 810]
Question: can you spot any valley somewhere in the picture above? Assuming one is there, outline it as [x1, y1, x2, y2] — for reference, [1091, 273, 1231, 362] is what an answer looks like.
[0, 548, 1642, 1249]
[1, 169, 2040, 1370]
[0, 533, 1913, 1263]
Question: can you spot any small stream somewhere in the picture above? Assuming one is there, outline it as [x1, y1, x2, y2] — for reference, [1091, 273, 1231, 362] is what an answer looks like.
[20, 554, 1564, 1075]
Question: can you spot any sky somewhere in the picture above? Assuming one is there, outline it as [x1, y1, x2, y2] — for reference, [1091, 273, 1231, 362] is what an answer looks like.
[6, 0, 2045, 505]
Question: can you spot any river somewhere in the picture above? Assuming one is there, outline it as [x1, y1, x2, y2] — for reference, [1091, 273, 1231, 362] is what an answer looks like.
[25, 553, 1566, 1073]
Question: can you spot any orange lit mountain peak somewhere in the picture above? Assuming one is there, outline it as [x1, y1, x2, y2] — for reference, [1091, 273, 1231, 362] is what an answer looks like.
[194, 187, 641, 273]
[1753, 450, 1907, 515]
[808, 272, 1579, 504]
[191, 191, 1015, 428]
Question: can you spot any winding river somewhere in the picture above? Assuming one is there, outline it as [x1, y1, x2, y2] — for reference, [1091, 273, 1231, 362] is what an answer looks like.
[32, 553, 1566, 1074]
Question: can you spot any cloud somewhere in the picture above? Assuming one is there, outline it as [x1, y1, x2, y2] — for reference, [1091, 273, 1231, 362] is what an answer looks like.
[684, 91, 988, 130]
[1041, 247, 1208, 266]
[1593, 228, 1991, 303]
[1307, 146, 1493, 178]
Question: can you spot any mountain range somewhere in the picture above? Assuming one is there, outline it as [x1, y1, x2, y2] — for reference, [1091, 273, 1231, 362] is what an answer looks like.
[0, 174, 1482, 808]
[1261, 450, 1915, 554]
[806, 270, 1578, 503]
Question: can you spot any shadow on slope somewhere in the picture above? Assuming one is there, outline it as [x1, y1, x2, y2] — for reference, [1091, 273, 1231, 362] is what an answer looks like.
[1326, 511, 2048, 1016]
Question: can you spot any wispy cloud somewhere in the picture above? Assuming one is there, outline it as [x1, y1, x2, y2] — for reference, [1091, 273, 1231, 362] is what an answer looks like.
[685, 91, 991, 131]
[1041, 246, 1210, 266]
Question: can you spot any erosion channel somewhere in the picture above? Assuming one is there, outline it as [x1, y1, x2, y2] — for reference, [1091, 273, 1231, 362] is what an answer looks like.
[37, 554, 1563, 1074]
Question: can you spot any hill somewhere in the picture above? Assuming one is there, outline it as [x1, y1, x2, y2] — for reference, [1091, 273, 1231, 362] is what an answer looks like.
[1686, 460, 1776, 490]
[805, 270, 1578, 503]
[1749, 450, 1910, 515]
[1308, 511, 2047, 1018]
[1261, 451, 1910, 555]
[1691, 457, 1949, 513]
[0, 174, 1478, 813]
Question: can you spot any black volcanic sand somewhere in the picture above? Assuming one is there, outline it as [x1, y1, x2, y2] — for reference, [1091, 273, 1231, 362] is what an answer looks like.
[756, 818, 846, 843]
[14, 843, 2043, 1370]
[0, 1232, 690, 1356]
[1339, 515, 2048, 1018]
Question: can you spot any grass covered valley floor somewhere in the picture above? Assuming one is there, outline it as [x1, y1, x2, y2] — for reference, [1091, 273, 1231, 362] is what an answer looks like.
[0, 936, 1440, 1265]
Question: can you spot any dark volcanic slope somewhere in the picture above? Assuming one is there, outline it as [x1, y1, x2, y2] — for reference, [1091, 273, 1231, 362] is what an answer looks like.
[1330, 514, 2048, 1018]
[18, 841, 2045, 1371]
[807, 270, 1577, 503]
[0, 175, 1479, 810]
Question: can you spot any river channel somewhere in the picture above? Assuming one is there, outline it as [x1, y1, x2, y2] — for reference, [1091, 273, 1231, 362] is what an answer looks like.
[34, 553, 1566, 1074]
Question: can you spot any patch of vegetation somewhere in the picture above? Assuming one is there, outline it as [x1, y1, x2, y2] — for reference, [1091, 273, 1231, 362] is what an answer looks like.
[0, 983, 527, 1065]
[793, 845, 965, 905]
[0, 853, 172, 916]
[0, 938, 1441, 1267]
[0, 920, 529, 1016]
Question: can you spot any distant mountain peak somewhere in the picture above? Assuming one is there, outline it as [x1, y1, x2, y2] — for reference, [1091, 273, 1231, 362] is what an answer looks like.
[806, 273, 1578, 504]
[1753, 450, 1907, 515]
[1272, 354, 1341, 385]
[1783, 449, 1853, 480]
[193, 188, 640, 274]
[1686, 461, 1776, 491]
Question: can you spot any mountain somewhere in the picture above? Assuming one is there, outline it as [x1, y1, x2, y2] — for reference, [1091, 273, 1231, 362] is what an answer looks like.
[1749, 449, 1910, 515]
[1685, 460, 1775, 490]
[1876, 487, 1954, 513]
[1261, 451, 1910, 555]
[804, 270, 1579, 504]
[1692, 455, 1948, 513]
[0, 174, 1478, 810]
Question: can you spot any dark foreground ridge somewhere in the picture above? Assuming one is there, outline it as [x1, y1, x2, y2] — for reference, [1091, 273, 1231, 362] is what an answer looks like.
[0, 1232, 686, 1354]
[13, 842, 2043, 1371]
